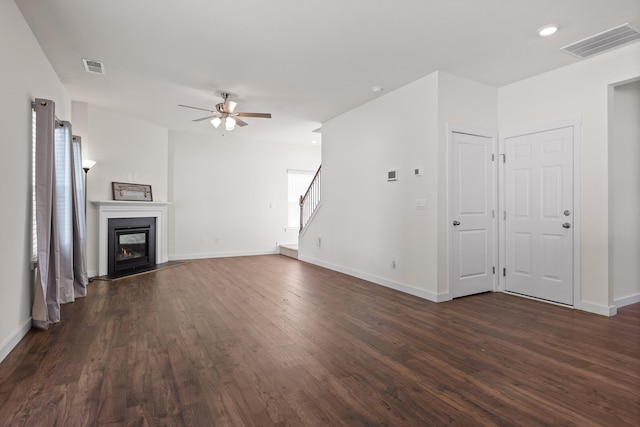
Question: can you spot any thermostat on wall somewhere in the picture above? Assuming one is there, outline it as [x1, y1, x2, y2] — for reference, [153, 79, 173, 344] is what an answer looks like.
[414, 167, 423, 176]
[387, 169, 398, 181]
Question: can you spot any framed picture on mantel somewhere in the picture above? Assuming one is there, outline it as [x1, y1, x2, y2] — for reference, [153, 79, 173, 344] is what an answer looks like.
[112, 182, 153, 202]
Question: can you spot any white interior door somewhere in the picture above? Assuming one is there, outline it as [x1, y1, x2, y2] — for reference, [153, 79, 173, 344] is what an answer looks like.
[504, 126, 574, 305]
[451, 131, 495, 298]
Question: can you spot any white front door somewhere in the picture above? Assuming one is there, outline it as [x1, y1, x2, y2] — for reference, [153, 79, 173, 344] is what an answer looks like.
[504, 126, 574, 305]
[450, 131, 496, 298]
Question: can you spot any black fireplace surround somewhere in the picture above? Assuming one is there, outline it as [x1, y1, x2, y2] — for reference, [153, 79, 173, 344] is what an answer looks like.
[107, 217, 156, 277]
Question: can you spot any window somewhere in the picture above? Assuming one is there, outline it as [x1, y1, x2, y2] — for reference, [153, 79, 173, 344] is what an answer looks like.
[32, 108, 75, 267]
[287, 170, 314, 229]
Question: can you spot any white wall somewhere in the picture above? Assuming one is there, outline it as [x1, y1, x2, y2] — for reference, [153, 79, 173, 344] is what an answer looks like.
[0, 1, 70, 362]
[300, 73, 440, 299]
[72, 102, 169, 276]
[499, 43, 640, 314]
[299, 72, 497, 301]
[610, 80, 640, 307]
[168, 131, 320, 259]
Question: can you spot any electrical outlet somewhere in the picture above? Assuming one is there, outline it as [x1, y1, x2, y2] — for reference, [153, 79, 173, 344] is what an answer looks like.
[316, 237, 321, 247]
[391, 257, 397, 269]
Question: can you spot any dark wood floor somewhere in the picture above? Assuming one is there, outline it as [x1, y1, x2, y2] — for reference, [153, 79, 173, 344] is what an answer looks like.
[0, 256, 638, 426]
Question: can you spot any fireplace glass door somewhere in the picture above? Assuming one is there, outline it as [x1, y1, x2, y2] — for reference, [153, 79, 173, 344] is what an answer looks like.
[108, 217, 156, 276]
[116, 230, 148, 267]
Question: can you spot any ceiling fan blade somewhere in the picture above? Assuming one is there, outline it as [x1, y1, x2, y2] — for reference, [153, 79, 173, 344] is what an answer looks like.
[192, 114, 219, 122]
[223, 99, 238, 113]
[234, 117, 248, 127]
[178, 104, 215, 113]
[236, 112, 272, 119]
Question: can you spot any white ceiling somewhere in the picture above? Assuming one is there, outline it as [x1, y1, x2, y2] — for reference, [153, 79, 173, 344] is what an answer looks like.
[15, 0, 640, 144]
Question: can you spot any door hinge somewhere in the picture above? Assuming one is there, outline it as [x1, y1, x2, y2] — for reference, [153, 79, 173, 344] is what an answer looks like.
[503, 211, 506, 220]
[493, 266, 496, 275]
[492, 154, 495, 162]
[503, 268, 506, 277]
[502, 154, 506, 163]
[492, 210, 495, 218]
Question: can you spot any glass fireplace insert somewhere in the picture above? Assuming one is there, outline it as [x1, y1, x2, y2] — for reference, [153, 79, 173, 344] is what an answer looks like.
[107, 217, 156, 276]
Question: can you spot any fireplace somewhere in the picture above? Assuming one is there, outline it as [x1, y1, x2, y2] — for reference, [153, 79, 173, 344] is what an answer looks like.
[108, 217, 156, 277]
[94, 201, 169, 277]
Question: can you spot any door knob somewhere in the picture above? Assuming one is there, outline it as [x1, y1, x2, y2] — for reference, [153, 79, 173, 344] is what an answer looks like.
[562, 222, 571, 229]
[453, 220, 460, 226]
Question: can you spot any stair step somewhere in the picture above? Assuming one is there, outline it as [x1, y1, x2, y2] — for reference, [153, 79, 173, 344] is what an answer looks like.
[279, 244, 298, 259]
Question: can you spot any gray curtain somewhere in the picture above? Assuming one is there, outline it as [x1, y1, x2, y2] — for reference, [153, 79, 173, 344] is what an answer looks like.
[32, 99, 88, 329]
[71, 136, 88, 295]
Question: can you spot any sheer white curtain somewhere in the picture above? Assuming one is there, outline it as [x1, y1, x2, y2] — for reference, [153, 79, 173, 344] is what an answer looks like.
[32, 98, 88, 329]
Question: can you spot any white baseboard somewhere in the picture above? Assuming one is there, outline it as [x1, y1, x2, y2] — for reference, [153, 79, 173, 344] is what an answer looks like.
[614, 293, 640, 309]
[299, 255, 448, 303]
[575, 301, 617, 317]
[0, 318, 32, 364]
[169, 249, 279, 261]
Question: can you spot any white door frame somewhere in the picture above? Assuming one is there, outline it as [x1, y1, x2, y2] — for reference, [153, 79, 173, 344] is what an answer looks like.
[498, 118, 582, 307]
[448, 124, 498, 297]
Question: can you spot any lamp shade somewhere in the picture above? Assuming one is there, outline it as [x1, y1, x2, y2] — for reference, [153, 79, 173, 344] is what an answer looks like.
[82, 159, 97, 171]
[211, 117, 222, 128]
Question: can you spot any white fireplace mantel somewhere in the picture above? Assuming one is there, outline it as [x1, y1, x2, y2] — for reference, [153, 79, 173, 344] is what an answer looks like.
[93, 201, 170, 276]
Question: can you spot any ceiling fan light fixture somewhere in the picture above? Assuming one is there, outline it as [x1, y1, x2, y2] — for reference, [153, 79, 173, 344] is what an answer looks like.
[180, 93, 271, 130]
[211, 117, 222, 128]
[225, 116, 236, 131]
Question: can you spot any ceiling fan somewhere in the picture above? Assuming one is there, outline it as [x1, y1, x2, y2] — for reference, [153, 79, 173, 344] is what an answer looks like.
[178, 92, 271, 131]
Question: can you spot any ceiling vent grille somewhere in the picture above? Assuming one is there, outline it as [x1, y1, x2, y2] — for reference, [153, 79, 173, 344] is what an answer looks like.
[82, 58, 105, 74]
[561, 23, 640, 59]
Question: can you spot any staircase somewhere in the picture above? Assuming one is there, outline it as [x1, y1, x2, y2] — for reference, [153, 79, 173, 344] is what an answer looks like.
[279, 244, 299, 259]
[279, 164, 321, 260]
[299, 164, 321, 233]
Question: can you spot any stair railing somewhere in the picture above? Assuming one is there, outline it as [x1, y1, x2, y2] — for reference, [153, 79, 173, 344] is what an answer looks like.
[299, 164, 322, 233]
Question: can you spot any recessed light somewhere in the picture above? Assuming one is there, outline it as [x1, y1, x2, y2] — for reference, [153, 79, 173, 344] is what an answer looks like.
[372, 85, 384, 94]
[311, 140, 317, 144]
[538, 25, 559, 36]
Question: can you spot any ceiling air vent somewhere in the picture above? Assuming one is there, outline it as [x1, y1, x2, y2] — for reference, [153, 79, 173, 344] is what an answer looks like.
[82, 58, 105, 74]
[561, 23, 640, 59]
